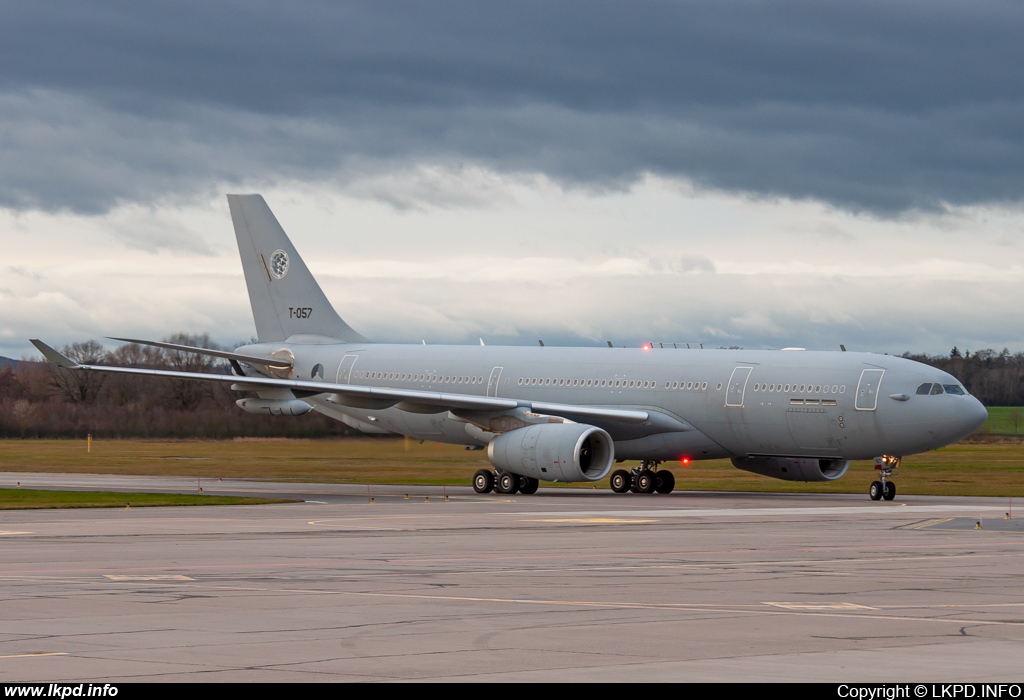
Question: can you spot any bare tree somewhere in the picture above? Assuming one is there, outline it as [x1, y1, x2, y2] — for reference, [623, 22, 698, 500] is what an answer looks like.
[162, 333, 221, 410]
[43, 340, 108, 404]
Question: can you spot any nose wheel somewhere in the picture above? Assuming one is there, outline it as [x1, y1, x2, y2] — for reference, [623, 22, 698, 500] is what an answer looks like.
[869, 456, 900, 501]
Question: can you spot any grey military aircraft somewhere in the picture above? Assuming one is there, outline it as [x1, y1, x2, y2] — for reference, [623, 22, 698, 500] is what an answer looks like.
[31, 195, 988, 500]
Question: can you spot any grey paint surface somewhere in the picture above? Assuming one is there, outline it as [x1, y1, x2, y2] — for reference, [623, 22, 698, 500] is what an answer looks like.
[1, 473, 1022, 682]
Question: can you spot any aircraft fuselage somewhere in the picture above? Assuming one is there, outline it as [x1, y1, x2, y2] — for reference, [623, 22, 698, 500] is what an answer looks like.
[238, 341, 988, 463]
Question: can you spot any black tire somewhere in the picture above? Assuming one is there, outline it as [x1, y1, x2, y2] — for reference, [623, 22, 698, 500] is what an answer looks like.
[635, 470, 655, 494]
[472, 469, 494, 494]
[883, 481, 896, 501]
[610, 469, 631, 493]
[519, 477, 540, 495]
[497, 472, 519, 495]
[655, 470, 675, 494]
[869, 480, 883, 501]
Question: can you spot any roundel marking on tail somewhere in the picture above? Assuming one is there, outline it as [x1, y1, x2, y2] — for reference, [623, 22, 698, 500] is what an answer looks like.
[270, 250, 290, 279]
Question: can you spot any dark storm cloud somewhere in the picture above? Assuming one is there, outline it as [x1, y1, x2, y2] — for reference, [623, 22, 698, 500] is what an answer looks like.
[2, 1, 1023, 213]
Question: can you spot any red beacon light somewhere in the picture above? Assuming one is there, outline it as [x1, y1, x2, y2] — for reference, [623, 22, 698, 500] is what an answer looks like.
[680, 456, 691, 466]
[642, 343, 652, 351]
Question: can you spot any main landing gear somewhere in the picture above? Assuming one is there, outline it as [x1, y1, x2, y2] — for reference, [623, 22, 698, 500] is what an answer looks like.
[472, 469, 539, 495]
[869, 455, 900, 501]
[609, 461, 675, 495]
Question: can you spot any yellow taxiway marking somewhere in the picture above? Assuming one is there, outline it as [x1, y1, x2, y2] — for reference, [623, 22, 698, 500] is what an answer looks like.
[104, 574, 194, 581]
[0, 531, 33, 536]
[525, 518, 659, 524]
[903, 518, 954, 530]
[765, 602, 877, 611]
[0, 652, 68, 659]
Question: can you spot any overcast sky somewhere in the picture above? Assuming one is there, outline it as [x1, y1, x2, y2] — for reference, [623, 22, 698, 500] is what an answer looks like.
[3, 1, 1023, 358]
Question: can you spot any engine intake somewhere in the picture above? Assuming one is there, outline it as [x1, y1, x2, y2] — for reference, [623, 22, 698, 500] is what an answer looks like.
[731, 456, 849, 482]
[487, 423, 615, 482]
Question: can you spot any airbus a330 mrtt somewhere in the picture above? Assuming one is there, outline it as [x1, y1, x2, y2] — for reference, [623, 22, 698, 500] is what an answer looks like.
[32, 195, 988, 500]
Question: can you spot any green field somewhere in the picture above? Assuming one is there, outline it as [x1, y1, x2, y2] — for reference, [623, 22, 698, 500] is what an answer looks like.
[0, 488, 292, 510]
[1, 436, 1023, 497]
[981, 406, 1024, 436]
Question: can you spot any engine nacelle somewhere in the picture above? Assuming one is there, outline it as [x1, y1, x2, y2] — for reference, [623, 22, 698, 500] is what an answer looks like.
[731, 456, 849, 482]
[487, 423, 615, 482]
[236, 398, 312, 416]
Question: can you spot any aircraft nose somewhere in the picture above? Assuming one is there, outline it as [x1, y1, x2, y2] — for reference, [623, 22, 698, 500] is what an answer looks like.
[961, 396, 988, 436]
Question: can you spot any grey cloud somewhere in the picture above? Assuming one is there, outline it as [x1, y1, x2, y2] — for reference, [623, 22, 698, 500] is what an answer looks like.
[649, 255, 716, 274]
[2, 1, 1023, 214]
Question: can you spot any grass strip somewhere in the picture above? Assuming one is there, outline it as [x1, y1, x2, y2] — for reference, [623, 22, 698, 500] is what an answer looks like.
[0, 488, 295, 510]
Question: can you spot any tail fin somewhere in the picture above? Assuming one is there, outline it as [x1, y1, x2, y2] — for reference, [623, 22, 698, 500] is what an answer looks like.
[227, 194, 370, 344]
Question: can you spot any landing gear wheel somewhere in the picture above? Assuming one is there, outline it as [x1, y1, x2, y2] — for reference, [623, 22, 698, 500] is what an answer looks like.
[472, 469, 494, 494]
[883, 481, 896, 501]
[496, 472, 520, 495]
[635, 470, 655, 494]
[610, 469, 631, 494]
[654, 470, 675, 494]
[519, 477, 540, 495]
[869, 481, 883, 501]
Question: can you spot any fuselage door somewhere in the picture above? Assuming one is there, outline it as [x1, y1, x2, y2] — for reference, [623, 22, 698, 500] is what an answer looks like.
[725, 366, 753, 407]
[855, 369, 885, 411]
[336, 354, 359, 384]
[486, 366, 503, 397]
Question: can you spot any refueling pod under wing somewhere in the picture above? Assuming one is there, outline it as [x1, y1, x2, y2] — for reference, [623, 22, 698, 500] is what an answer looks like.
[236, 398, 312, 416]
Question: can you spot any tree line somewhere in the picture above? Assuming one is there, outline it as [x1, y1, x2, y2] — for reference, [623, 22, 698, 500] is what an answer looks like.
[902, 347, 1024, 407]
[0, 335, 355, 439]
[1, 338, 1021, 439]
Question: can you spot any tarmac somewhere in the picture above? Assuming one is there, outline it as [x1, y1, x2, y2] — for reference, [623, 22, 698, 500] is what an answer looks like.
[1, 472, 1023, 682]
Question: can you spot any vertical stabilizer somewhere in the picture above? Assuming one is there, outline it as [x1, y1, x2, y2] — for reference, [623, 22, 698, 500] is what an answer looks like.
[227, 194, 370, 343]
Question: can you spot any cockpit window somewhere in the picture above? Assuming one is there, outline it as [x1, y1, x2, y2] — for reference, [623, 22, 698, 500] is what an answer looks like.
[930, 383, 944, 395]
[916, 383, 932, 395]
[943, 384, 966, 396]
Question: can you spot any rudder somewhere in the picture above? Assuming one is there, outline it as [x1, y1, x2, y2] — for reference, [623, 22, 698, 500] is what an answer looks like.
[227, 194, 370, 344]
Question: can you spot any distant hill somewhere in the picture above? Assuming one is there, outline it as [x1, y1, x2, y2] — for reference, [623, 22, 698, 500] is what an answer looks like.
[0, 357, 18, 371]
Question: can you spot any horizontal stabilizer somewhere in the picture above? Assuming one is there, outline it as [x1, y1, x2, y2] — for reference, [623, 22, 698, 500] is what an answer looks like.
[109, 337, 293, 369]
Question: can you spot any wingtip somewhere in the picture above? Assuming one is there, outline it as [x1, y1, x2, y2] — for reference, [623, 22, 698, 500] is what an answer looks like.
[29, 339, 82, 369]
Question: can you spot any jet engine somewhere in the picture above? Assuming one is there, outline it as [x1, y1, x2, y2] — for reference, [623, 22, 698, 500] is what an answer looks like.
[731, 456, 849, 482]
[487, 423, 615, 482]
[236, 398, 312, 416]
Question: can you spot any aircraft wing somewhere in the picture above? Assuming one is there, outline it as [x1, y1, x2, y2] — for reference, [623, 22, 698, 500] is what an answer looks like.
[29, 340, 652, 425]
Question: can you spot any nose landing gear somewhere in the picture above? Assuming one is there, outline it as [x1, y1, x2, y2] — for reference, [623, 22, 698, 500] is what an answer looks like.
[869, 456, 900, 501]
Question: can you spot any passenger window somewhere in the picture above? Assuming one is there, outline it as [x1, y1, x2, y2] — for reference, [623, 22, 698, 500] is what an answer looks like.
[930, 383, 944, 395]
[916, 383, 932, 395]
